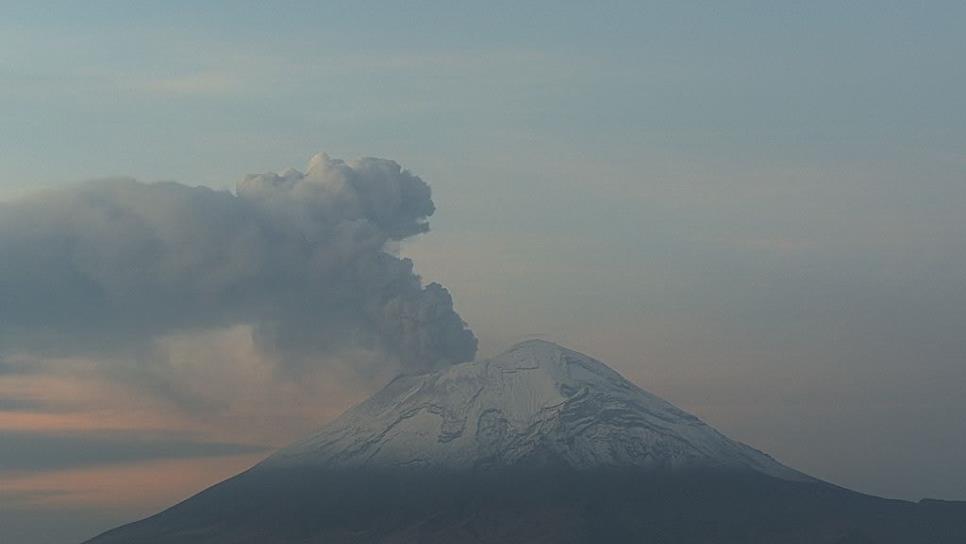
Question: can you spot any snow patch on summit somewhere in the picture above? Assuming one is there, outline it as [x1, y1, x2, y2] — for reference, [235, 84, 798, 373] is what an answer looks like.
[264, 340, 808, 481]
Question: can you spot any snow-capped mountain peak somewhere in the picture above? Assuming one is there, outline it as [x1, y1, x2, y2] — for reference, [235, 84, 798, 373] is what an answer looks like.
[85, 340, 966, 544]
[264, 340, 806, 480]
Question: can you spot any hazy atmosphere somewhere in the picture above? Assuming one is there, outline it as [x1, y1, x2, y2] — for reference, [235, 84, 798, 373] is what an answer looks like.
[2, 3, 966, 543]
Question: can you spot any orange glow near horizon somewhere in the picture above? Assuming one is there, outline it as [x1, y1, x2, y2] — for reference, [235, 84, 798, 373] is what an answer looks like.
[2, 453, 266, 511]
[0, 337, 368, 517]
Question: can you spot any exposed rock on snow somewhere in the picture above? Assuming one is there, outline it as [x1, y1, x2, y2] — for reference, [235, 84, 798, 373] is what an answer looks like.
[265, 340, 807, 480]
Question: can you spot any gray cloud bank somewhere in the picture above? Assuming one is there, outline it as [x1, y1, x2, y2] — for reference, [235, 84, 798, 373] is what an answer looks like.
[0, 153, 476, 373]
[0, 430, 267, 471]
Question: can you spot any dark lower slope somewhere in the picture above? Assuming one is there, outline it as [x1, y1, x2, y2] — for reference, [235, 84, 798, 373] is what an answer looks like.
[84, 467, 966, 544]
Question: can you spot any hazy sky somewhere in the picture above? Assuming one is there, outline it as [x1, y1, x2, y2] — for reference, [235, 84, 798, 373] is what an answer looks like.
[2, 3, 966, 543]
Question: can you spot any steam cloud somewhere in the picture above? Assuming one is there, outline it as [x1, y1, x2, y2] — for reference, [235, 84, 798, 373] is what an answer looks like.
[0, 153, 477, 373]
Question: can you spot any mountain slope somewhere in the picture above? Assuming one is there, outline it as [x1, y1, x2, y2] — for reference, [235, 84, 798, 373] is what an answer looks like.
[84, 341, 966, 544]
[266, 340, 805, 479]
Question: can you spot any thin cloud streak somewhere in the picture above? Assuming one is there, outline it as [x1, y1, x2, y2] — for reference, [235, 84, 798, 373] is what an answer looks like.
[0, 430, 267, 472]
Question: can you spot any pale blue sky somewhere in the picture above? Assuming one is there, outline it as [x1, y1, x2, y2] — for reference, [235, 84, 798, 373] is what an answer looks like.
[3, 2, 964, 190]
[2, 3, 966, 543]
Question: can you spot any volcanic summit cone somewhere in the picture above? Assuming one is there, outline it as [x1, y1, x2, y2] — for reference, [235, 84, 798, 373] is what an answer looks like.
[85, 341, 966, 544]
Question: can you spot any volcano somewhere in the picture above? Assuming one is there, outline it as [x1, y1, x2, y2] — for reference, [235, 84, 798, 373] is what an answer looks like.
[85, 340, 966, 543]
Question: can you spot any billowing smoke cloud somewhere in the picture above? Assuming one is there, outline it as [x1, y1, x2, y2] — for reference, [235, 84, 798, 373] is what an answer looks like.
[0, 153, 477, 373]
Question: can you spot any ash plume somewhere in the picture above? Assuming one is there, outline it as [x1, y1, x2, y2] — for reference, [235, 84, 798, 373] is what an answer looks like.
[0, 153, 477, 374]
